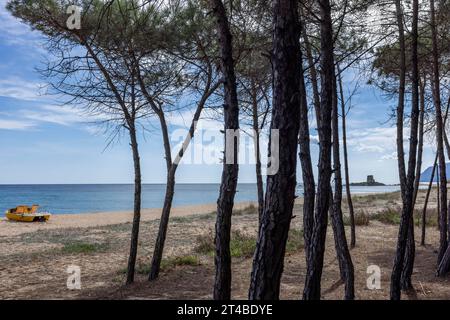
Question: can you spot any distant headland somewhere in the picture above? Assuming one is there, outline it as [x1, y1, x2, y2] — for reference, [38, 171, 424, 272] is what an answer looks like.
[350, 175, 386, 186]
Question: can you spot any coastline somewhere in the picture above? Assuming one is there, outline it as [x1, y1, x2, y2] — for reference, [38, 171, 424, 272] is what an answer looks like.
[0, 201, 257, 237]
[1, 189, 400, 237]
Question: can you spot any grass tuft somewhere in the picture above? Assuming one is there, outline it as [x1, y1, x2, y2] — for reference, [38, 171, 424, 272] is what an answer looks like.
[160, 255, 201, 270]
[62, 241, 108, 254]
[230, 230, 256, 258]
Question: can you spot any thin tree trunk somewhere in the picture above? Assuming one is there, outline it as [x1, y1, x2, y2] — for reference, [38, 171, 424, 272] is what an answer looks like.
[210, 0, 240, 300]
[413, 80, 426, 206]
[442, 98, 450, 241]
[400, 14, 421, 288]
[394, 0, 407, 199]
[248, 0, 301, 300]
[139, 54, 217, 280]
[303, 0, 334, 300]
[148, 166, 176, 280]
[148, 110, 174, 280]
[82, 41, 141, 286]
[429, 0, 448, 266]
[147, 80, 218, 281]
[437, 168, 441, 232]
[389, 4, 408, 296]
[330, 72, 354, 300]
[298, 18, 315, 263]
[400, 218, 415, 291]
[437, 123, 450, 276]
[391, 0, 420, 299]
[421, 154, 438, 246]
[126, 125, 142, 285]
[337, 65, 355, 248]
[251, 81, 264, 222]
[300, 8, 320, 123]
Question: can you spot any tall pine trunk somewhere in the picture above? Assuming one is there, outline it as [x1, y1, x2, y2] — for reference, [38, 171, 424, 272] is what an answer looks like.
[387, 0, 414, 293]
[146, 74, 217, 281]
[300, 8, 320, 122]
[210, 0, 240, 300]
[298, 22, 316, 261]
[401, 78, 425, 284]
[330, 73, 354, 300]
[126, 125, 142, 285]
[394, 0, 407, 199]
[303, 0, 334, 300]
[413, 79, 426, 206]
[149, 112, 175, 281]
[429, 0, 448, 266]
[390, 0, 420, 299]
[248, 0, 301, 300]
[337, 65, 355, 248]
[399, 0, 420, 291]
[437, 111, 450, 275]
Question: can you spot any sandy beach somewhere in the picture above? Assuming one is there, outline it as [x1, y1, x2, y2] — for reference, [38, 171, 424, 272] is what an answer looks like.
[0, 201, 256, 237]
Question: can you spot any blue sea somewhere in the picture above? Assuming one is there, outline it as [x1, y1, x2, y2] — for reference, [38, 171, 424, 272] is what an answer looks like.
[0, 184, 402, 216]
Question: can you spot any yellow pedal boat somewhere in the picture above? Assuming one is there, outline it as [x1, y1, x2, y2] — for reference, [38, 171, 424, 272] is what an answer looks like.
[5, 205, 51, 222]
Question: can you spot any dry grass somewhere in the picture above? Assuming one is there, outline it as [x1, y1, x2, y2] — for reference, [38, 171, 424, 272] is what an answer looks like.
[343, 210, 370, 226]
[2, 191, 450, 300]
[413, 208, 439, 227]
[195, 227, 303, 259]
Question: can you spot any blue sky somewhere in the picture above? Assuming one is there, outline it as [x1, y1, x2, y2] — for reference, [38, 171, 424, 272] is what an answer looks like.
[0, 2, 436, 185]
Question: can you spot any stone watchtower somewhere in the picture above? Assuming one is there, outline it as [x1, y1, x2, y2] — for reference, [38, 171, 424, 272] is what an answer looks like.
[367, 175, 375, 184]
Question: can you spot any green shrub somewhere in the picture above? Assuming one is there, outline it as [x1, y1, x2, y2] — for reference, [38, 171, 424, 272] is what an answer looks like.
[371, 207, 401, 225]
[230, 230, 256, 258]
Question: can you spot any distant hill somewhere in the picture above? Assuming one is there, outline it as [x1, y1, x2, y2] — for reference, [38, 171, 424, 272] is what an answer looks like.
[420, 163, 450, 182]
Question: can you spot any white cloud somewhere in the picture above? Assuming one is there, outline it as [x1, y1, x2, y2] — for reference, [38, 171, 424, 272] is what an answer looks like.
[0, 104, 107, 132]
[0, 119, 35, 130]
[379, 152, 398, 161]
[21, 105, 91, 126]
[167, 109, 223, 131]
[345, 125, 436, 162]
[346, 126, 398, 154]
[0, 77, 45, 100]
